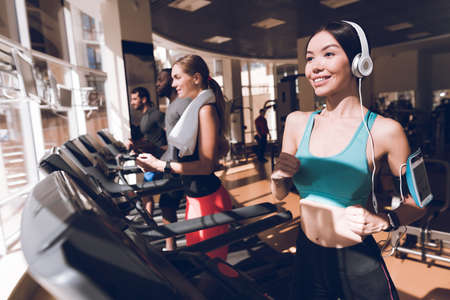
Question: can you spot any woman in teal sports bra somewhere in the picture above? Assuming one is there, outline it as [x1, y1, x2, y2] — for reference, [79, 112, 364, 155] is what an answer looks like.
[271, 21, 425, 300]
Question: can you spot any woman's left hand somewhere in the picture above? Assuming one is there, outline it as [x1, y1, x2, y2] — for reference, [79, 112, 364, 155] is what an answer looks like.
[345, 205, 388, 236]
[136, 153, 161, 172]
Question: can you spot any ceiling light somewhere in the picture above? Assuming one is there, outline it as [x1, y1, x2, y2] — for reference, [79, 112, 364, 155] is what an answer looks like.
[168, 0, 211, 12]
[320, 0, 359, 9]
[407, 32, 431, 39]
[203, 36, 232, 44]
[385, 22, 414, 31]
[252, 18, 286, 29]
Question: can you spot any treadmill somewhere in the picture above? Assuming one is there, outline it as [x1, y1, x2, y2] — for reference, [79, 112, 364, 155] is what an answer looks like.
[39, 145, 289, 246]
[97, 129, 128, 156]
[22, 170, 288, 300]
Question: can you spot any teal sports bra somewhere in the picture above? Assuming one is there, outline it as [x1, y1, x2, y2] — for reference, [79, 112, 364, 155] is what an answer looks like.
[292, 110, 378, 208]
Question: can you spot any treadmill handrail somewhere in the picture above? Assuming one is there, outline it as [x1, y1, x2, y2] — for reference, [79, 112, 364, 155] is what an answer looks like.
[134, 177, 184, 197]
[139, 203, 277, 240]
[97, 129, 113, 144]
[97, 130, 128, 155]
[179, 211, 292, 254]
[43, 146, 184, 197]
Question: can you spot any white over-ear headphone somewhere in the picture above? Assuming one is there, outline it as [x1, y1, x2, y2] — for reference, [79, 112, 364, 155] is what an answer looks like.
[342, 21, 373, 78]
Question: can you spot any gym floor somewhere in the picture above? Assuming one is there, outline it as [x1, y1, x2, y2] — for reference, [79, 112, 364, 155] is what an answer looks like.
[2, 157, 450, 299]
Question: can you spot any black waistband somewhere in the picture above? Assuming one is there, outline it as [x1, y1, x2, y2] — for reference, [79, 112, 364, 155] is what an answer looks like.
[181, 174, 221, 197]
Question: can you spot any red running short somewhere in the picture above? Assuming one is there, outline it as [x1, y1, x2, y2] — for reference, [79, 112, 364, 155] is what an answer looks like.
[185, 185, 232, 260]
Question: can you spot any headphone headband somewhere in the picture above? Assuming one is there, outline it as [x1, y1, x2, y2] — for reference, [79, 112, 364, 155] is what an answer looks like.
[342, 21, 370, 59]
[342, 20, 373, 77]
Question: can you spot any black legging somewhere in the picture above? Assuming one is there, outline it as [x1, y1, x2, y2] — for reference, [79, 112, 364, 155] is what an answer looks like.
[256, 135, 267, 161]
[290, 228, 399, 300]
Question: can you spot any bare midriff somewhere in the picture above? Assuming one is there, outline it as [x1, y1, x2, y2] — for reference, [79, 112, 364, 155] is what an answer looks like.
[300, 198, 363, 248]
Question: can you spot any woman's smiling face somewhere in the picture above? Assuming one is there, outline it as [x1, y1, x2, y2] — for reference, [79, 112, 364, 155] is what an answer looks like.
[171, 64, 199, 99]
[305, 30, 354, 98]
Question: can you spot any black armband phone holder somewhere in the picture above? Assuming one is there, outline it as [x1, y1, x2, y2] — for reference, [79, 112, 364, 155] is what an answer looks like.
[405, 149, 433, 207]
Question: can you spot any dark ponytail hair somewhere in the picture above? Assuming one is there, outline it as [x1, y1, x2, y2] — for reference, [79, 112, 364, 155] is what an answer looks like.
[173, 55, 226, 135]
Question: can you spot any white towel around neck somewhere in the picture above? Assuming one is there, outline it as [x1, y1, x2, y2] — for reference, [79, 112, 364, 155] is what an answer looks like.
[168, 89, 215, 157]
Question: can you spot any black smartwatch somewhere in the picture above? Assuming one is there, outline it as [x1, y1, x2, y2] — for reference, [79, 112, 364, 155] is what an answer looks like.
[383, 210, 400, 232]
[164, 160, 172, 174]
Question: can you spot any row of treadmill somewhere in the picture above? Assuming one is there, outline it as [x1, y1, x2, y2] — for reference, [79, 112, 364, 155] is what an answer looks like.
[21, 129, 450, 299]
[20, 129, 294, 300]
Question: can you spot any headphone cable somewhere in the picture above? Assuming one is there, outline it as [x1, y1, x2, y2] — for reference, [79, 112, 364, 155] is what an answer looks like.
[399, 163, 407, 204]
[358, 78, 378, 213]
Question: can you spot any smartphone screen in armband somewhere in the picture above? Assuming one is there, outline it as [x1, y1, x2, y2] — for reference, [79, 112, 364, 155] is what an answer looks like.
[405, 149, 433, 207]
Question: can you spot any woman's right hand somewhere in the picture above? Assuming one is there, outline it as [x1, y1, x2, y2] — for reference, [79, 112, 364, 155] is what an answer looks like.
[271, 152, 300, 180]
[136, 153, 163, 172]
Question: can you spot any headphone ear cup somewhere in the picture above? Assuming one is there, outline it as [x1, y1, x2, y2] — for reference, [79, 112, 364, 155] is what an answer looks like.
[351, 53, 363, 78]
[351, 53, 373, 78]
[358, 55, 373, 77]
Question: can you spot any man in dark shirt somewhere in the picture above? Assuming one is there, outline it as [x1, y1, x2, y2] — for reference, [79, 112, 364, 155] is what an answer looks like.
[127, 87, 166, 217]
[128, 87, 166, 157]
[255, 108, 269, 162]
[157, 69, 190, 250]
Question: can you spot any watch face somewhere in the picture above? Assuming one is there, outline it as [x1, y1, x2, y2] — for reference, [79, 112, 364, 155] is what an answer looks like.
[164, 161, 171, 173]
[387, 211, 399, 229]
